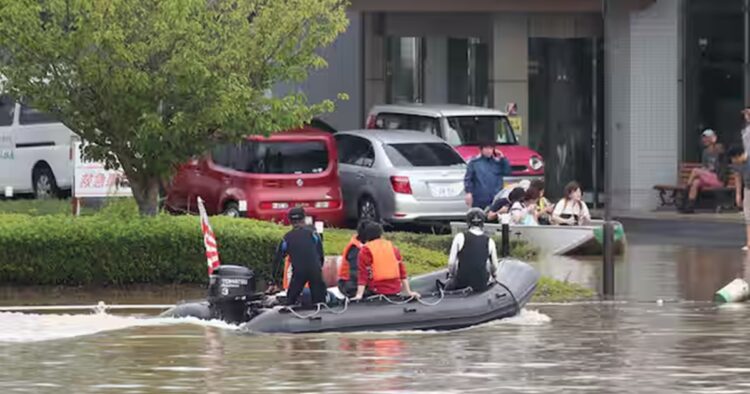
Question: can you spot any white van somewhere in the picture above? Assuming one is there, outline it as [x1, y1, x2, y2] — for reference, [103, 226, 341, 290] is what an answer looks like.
[0, 94, 76, 198]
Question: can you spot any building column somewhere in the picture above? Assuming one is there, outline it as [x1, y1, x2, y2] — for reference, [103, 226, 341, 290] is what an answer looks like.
[606, 0, 681, 211]
[490, 13, 529, 145]
[627, 0, 680, 210]
[364, 12, 386, 122]
[424, 37, 449, 104]
[604, 0, 632, 211]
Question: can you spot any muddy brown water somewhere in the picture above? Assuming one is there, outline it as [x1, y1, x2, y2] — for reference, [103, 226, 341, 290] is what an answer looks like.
[3, 226, 750, 393]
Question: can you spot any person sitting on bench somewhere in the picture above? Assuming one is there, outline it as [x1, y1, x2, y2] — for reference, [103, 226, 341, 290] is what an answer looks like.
[682, 129, 725, 213]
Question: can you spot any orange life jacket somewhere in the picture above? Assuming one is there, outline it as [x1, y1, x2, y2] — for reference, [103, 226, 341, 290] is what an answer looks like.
[338, 236, 363, 281]
[365, 239, 401, 282]
[282, 256, 311, 290]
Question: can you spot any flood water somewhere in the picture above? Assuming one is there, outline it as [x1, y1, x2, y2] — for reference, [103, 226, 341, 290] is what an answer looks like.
[2, 218, 750, 393]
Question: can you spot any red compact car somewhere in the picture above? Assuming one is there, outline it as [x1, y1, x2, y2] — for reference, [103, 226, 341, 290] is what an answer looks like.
[166, 128, 345, 227]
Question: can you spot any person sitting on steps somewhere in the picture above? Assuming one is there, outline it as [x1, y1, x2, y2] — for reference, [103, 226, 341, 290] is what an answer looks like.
[445, 208, 498, 292]
[552, 181, 591, 226]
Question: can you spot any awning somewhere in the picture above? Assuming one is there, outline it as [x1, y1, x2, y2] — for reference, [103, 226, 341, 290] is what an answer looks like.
[349, 0, 655, 13]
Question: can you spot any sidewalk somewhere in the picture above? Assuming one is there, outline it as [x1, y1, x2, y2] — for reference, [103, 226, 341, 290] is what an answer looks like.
[591, 208, 745, 224]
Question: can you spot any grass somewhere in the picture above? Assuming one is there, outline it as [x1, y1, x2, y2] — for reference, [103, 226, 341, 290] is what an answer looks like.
[534, 277, 595, 303]
[0, 197, 595, 302]
[0, 197, 103, 216]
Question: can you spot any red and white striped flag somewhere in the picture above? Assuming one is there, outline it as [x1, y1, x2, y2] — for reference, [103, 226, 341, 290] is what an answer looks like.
[197, 197, 221, 275]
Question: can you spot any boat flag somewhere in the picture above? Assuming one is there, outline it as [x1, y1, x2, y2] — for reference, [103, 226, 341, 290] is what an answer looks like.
[197, 196, 221, 275]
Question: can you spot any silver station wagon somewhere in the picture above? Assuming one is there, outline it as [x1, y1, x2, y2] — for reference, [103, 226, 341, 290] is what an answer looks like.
[334, 129, 468, 224]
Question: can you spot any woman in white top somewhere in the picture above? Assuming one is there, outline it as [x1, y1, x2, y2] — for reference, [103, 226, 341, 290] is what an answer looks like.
[510, 188, 541, 226]
[552, 181, 591, 226]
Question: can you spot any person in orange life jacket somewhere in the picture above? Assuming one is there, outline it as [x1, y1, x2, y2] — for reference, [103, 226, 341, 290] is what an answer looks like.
[445, 208, 498, 292]
[273, 207, 327, 306]
[337, 220, 370, 298]
[351, 222, 420, 301]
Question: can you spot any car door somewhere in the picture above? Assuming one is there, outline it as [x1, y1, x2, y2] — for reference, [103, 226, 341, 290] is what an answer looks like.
[334, 134, 358, 218]
[335, 134, 377, 219]
[347, 136, 378, 217]
[0, 96, 16, 192]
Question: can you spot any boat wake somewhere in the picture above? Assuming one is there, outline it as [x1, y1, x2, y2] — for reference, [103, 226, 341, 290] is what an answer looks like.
[0, 304, 549, 343]
[0, 310, 239, 343]
[497, 309, 552, 326]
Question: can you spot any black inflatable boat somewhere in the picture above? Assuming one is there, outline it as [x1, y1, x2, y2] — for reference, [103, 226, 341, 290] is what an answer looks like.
[161, 259, 539, 334]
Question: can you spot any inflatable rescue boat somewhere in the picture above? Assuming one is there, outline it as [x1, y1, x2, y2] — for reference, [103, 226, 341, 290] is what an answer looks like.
[161, 259, 539, 334]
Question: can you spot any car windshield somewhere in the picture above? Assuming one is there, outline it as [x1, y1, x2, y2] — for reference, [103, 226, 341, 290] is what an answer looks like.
[444, 115, 517, 146]
[384, 143, 465, 168]
[213, 140, 329, 174]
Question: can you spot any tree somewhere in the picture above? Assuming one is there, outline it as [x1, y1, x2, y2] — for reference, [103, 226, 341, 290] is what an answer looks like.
[0, 0, 349, 215]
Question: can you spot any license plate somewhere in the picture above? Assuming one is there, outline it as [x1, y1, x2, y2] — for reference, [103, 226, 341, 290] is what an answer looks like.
[429, 182, 462, 198]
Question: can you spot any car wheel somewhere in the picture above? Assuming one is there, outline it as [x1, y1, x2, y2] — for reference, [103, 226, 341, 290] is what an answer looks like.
[32, 165, 60, 199]
[358, 196, 380, 222]
[223, 201, 241, 218]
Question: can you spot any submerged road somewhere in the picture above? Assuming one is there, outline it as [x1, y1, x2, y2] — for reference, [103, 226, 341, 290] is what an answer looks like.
[619, 217, 745, 248]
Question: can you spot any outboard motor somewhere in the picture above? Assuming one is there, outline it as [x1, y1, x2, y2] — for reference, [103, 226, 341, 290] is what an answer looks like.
[208, 265, 256, 324]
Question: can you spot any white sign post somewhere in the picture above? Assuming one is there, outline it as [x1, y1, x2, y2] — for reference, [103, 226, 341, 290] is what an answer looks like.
[72, 142, 133, 215]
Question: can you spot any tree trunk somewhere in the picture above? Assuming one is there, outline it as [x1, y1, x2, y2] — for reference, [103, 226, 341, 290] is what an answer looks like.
[130, 176, 161, 216]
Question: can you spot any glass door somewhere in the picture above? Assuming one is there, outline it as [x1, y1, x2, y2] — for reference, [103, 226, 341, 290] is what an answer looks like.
[528, 38, 603, 201]
[685, 0, 745, 161]
[448, 38, 489, 106]
[386, 37, 425, 104]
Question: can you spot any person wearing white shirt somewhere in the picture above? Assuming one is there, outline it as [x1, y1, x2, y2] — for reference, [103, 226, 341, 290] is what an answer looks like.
[552, 181, 591, 226]
[741, 107, 750, 153]
[445, 209, 498, 292]
[510, 187, 541, 226]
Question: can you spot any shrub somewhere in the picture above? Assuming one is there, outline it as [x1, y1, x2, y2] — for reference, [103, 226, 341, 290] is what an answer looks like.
[385, 231, 537, 261]
[0, 214, 487, 285]
[0, 211, 538, 285]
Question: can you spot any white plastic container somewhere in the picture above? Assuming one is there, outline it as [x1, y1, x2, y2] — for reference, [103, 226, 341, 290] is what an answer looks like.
[714, 278, 750, 303]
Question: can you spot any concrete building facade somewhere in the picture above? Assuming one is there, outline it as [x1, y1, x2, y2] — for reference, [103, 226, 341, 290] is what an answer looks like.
[279, 0, 746, 212]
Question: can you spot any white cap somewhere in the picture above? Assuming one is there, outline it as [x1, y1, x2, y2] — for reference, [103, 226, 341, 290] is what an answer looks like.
[702, 129, 716, 138]
[518, 180, 531, 191]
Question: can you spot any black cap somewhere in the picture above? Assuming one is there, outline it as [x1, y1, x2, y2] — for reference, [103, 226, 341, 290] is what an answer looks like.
[356, 220, 372, 242]
[478, 140, 495, 149]
[363, 222, 383, 242]
[288, 206, 306, 222]
[466, 208, 486, 227]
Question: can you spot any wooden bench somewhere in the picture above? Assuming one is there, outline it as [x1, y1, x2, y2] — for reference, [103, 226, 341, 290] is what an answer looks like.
[653, 162, 738, 212]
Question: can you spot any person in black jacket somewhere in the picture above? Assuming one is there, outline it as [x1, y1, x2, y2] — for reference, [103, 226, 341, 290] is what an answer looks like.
[445, 208, 498, 292]
[274, 207, 327, 306]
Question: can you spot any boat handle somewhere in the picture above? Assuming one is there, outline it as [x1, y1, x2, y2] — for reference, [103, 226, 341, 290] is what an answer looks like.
[495, 293, 506, 299]
[308, 316, 322, 321]
[403, 307, 417, 313]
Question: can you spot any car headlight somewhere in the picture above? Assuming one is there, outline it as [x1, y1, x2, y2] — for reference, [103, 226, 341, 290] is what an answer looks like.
[529, 156, 544, 171]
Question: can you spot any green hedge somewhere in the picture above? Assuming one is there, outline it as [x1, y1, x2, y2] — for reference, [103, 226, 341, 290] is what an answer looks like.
[0, 211, 540, 286]
[0, 213, 480, 285]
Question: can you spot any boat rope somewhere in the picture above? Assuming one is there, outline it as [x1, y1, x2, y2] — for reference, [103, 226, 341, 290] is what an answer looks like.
[365, 288, 446, 307]
[366, 294, 414, 305]
[282, 303, 322, 319]
[283, 297, 350, 320]
[415, 288, 445, 306]
[494, 281, 520, 315]
[320, 297, 350, 315]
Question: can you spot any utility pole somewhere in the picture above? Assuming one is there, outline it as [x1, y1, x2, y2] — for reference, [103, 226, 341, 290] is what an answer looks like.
[602, 0, 615, 299]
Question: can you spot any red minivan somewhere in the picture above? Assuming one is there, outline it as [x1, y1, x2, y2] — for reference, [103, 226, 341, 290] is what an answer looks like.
[166, 128, 345, 227]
